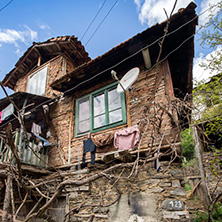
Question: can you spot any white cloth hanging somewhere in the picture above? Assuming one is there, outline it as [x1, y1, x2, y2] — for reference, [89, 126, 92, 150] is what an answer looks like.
[1, 103, 14, 121]
[31, 122, 42, 135]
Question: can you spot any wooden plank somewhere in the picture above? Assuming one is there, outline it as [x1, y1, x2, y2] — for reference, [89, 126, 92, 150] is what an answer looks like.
[65, 185, 90, 192]
[2, 175, 12, 222]
[35, 146, 38, 166]
[114, 151, 133, 162]
[30, 142, 35, 165]
[21, 164, 51, 174]
[40, 149, 44, 167]
[101, 150, 131, 163]
[142, 48, 151, 69]
[126, 91, 131, 127]
[22, 142, 26, 162]
[163, 59, 175, 98]
[4, 147, 9, 162]
[0, 138, 4, 154]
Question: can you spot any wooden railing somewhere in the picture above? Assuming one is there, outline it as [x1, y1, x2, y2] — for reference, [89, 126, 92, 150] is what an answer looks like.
[0, 130, 48, 168]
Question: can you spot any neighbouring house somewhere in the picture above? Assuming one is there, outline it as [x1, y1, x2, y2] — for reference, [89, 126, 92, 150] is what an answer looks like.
[0, 3, 198, 222]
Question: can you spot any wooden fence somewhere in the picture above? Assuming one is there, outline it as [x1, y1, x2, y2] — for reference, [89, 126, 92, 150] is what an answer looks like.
[0, 130, 48, 168]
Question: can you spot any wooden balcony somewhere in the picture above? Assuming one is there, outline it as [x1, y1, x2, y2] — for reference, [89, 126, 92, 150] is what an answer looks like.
[0, 130, 48, 168]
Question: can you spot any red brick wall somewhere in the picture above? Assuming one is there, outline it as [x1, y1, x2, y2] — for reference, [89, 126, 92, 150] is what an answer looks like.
[47, 62, 180, 167]
[13, 56, 179, 168]
[14, 55, 74, 97]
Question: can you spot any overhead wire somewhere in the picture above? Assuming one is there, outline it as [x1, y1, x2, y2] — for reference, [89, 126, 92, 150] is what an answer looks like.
[66, 2, 220, 95]
[80, 0, 107, 41]
[0, 2, 217, 170]
[85, 0, 119, 46]
[0, 0, 14, 13]
[0, 2, 219, 130]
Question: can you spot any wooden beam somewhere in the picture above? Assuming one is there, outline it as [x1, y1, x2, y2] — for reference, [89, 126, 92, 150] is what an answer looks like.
[37, 56, 41, 67]
[101, 150, 132, 163]
[163, 59, 175, 98]
[142, 48, 151, 69]
[21, 164, 51, 174]
[2, 175, 12, 222]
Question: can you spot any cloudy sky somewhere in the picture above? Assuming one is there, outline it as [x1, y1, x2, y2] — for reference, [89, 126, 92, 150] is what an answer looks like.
[0, 0, 220, 98]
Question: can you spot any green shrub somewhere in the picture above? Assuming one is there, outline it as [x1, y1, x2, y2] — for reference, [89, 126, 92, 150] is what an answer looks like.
[193, 203, 222, 222]
[185, 183, 192, 191]
[180, 128, 195, 160]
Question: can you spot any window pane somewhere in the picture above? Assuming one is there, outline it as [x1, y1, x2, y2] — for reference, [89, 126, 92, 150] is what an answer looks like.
[94, 93, 105, 116]
[36, 66, 47, 95]
[27, 66, 47, 95]
[78, 119, 90, 133]
[94, 114, 106, 128]
[27, 73, 38, 94]
[79, 98, 90, 121]
[108, 88, 121, 111]
[109, 109, 122, 124]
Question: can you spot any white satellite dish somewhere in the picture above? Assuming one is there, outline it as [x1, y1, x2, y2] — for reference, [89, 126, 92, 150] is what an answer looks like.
[116, 67, 140, 93]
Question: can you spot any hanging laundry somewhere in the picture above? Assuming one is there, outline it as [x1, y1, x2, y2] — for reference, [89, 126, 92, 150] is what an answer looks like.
[31, 122, 42, 135]
[114, 125, 140, 150]
[1, 103, 14, 121]
[92, 132, 114, 147]
[33, 133, 51, 147]
[92, 132, 116, 153]
[82, 138, 96, 164]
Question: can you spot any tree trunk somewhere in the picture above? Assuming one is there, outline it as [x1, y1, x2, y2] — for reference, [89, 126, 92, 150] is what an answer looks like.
[192, 126, 211, 206]
[2, 175, 12, 222]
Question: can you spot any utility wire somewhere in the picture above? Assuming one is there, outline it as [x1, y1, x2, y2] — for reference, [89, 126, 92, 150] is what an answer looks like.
[0, 0, 14, 13]
[85, 0, 119, 46]
[67, 2, 219, 94]
[81, 0, 107, 41]
[0, 2, 219, 129]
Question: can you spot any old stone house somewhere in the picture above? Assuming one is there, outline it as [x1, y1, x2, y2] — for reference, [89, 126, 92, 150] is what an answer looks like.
[0, 2, 199, 222]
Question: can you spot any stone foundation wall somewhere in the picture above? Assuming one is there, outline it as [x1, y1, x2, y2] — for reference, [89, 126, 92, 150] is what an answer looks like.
[62, 162, 190, 222]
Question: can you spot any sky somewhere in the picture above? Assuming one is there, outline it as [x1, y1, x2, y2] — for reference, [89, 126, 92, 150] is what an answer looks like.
[0, 0, 221, 99]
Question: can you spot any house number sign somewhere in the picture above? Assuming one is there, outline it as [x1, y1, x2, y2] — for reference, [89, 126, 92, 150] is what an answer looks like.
[169, 200, 183, 209]
[161, 199, 184, 211]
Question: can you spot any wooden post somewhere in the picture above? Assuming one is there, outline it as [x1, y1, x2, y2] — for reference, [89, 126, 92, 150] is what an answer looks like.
[163, 59, 175, 98]
[68, 98, 75, 164]
[142, 48, 151, 69]
[192, 125, 211, 206]
[10, 179, 16, 222]
[6, 124, 22, 179]
[18, 99, 27, 155]
[2, 175, 12, 222]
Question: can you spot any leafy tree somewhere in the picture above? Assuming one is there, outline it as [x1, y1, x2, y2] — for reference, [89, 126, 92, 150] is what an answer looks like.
[193, 74, 222, 149]
[193, 2, 222, 149]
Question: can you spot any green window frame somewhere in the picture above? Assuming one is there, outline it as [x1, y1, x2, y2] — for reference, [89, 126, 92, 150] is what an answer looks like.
[75, 83, 126, 137]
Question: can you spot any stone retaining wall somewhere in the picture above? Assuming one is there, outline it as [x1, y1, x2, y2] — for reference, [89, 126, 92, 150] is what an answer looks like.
[60, 162, 190, 222]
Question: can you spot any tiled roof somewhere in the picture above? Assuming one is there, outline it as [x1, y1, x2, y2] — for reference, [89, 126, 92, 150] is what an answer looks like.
[2, 36, 90, 89]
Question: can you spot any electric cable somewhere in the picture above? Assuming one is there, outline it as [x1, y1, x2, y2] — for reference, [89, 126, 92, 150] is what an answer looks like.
[0, 0, 14, 13]
[85, 0, 119, 46]
[0, 2, 219, 130]
[81, 0, 107, 41]
[0, 3, 219, 170]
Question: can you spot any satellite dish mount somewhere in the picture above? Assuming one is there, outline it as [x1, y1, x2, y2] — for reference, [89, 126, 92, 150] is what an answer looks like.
[111, 67, 140, 103]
